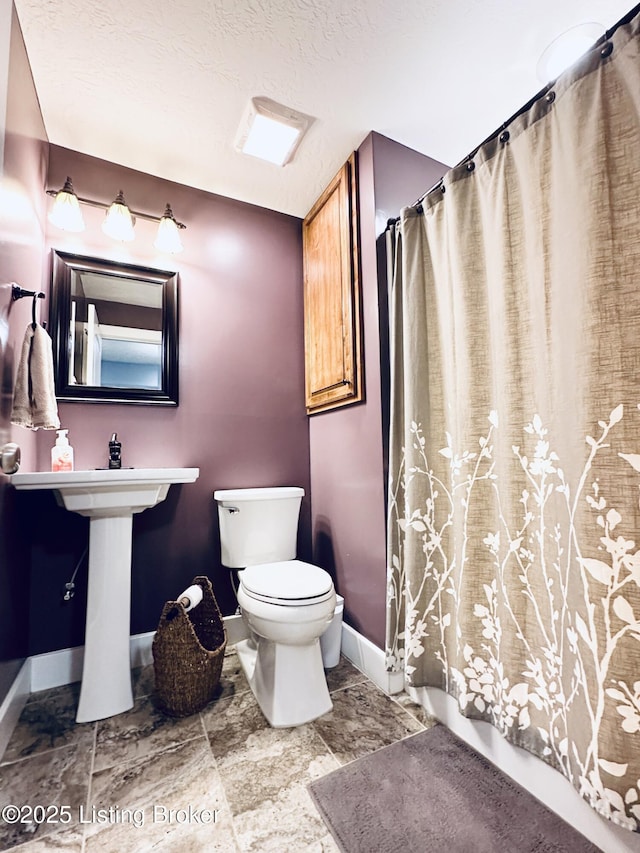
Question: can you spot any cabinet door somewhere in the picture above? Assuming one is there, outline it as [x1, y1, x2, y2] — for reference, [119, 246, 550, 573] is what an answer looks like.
[303, 153, 363, 414]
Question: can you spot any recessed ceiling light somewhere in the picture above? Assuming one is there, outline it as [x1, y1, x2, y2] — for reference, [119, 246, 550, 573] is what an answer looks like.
[537, 22, 605, 83]
[236, 97, 313, 166]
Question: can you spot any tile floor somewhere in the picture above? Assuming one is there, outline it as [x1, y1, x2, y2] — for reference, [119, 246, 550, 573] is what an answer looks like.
[0, 649, 435, 852]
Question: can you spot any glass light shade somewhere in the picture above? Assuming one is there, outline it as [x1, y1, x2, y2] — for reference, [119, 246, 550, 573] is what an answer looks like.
[154, 204, 183, 253]
[537, 22, 605, 83]
[48, 177, 85, 232]
[102, 191, 135, 242]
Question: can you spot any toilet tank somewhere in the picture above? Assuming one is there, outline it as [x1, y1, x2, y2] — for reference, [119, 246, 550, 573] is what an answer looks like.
[214, 487, 304, 568]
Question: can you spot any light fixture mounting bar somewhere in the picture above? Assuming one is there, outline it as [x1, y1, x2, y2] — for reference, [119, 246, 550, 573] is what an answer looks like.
[45, 189, 186, 229]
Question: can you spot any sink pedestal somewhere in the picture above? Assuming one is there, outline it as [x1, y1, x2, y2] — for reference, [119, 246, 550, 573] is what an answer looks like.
[11, 468, 199, 722]
[78, 514, 134, 722]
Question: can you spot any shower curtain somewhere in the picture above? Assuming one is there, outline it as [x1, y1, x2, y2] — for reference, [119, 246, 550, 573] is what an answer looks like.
[386, 9, 640, 832]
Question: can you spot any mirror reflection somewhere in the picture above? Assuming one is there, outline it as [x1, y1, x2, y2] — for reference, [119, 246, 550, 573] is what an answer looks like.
[51, 251, 179, 405]
[69, 272, 163, 389]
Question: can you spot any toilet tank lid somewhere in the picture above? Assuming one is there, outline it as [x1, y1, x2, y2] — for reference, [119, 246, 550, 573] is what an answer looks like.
[214, 486, 304, 502]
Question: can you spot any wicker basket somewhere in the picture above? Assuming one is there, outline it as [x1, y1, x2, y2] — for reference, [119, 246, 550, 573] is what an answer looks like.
[152, 575, 227, 717]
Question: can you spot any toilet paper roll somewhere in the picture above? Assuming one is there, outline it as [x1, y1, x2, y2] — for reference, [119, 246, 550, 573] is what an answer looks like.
[177, 584, 203, 612]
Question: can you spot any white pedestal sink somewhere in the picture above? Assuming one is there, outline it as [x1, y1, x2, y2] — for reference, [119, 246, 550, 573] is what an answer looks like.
[11, 467, 199, 722]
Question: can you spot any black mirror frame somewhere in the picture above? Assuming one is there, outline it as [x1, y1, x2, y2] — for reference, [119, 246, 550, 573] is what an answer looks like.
[50, 250, 179, 406]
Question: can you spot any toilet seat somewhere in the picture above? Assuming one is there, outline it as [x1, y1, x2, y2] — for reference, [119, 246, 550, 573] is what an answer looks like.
[240, 560, 334, 607]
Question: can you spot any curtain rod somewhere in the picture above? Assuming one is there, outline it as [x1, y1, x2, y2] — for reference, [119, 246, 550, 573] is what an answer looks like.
[386, 0, 640, 226]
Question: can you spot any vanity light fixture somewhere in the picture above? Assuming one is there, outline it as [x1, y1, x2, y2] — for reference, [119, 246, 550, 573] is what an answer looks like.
[47, 177, 85, 233]
[536, 22, 605, 83]
[154, 204, 184, 254]
[236, 97, 314, 166]
[101, 190, 135, 242]
[46, 177, 186, 253]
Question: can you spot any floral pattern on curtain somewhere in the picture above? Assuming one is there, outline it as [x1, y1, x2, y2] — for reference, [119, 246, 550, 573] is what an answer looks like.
[386, 10, 640, 832]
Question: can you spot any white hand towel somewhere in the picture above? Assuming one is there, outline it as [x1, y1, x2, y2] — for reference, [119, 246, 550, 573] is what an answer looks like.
[11, 324, 60, 430]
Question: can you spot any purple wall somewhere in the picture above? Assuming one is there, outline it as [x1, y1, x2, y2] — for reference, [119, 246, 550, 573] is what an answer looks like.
[309, 132, 447, 650]
[370, 132, 449, 226]
[15, 146, 310, 654]
[0, 4, 48, 700]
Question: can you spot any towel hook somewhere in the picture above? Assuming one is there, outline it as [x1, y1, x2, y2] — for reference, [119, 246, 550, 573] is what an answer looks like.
[31, 291, 45, 329]
[11, 285, 46, 329]
[32, 292, 39, 329]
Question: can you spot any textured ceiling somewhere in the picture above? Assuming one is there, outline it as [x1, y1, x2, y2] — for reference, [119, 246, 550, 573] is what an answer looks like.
[13, 0, 634, 218]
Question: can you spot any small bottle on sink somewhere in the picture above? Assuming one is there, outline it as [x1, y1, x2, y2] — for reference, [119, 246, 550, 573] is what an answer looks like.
[51, 429, 74, 472]
[108, 433, 122, 469]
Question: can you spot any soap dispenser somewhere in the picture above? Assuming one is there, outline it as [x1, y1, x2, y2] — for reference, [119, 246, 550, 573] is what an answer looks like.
[51, 429, 74, 472]
[108, 433, 122, 469]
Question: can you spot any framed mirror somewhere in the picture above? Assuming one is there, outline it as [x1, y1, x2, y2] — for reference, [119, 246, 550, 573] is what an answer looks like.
[50, 250, 179, 405]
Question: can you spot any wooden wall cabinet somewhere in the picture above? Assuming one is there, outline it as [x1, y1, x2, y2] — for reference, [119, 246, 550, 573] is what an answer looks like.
[303, 153, 363, 414]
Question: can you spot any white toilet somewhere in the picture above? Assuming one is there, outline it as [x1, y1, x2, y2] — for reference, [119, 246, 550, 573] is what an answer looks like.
[214, 486, 336, 727]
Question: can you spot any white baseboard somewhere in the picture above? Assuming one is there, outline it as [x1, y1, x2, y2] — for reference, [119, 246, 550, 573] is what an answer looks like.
[29, 614, 248, 694]
[408, 685, 640, 853]
[340, 622, 404, 695]
[24, 618, 392, 696]
[223, 613, 249, 646]
[0, 659, 30, 761]
[29, 643, 83, 693]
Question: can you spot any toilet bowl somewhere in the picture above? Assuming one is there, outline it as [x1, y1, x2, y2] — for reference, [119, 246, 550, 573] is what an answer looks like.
[214, 487, 336, 727]
[236, 560, 336, 726]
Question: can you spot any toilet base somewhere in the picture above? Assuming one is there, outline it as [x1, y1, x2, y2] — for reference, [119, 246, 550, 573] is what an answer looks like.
[236, 634, 333, 727]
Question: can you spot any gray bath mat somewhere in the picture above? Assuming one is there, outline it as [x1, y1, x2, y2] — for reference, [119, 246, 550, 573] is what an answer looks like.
[308, 724, 601, 852]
